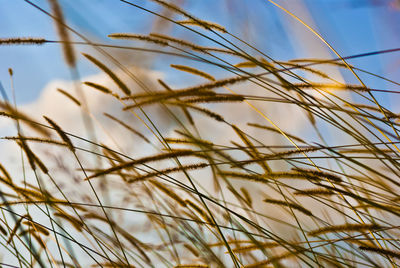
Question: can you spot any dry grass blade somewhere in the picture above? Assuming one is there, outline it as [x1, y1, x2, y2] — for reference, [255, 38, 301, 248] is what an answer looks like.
[53, 212, 83, 231]
[82, 53, 131, 95]
[83, 81, 113, 95]
[219, 171, 268, 183]
[44, 116, 74, 151]
[48, 0, 76, 67]
[86, 149, 201, 179]
[181, 95, 244, 104]
[57, 88, 81, 106]
[3, 136, 68, 147]
[158, 79, 194, 125]
[234, 61, 259, 68]
[293, 82, 370, 92]
[22, 221, 50, 236]
[179, 75, 250, 92]
[174, 265, 209, 268]
[127, 163, 208, 183]
[359, 246, 400, 260]
[221, 171, 341, 184]
[294, 188, 335, 196]
[0, 101, 51, 137]
[17, 140, 48, 174]
[308, 224, 382, 236]
[0, 225, 7, 236]
[183, 243, 199, 257]
[232, 124, 271, 173]
[177, 19, 227, 33]
[150, 180, 187, 207]
[0, 37, 46, 45]
[244, 248, 308, 268]
[121, 91, 217, 111]
[150, 32, 237, 55]
[91, 263, 135, 268]
[0, 163, 13, 184]
[263, 198, 313, 216]
[103, 113, 150, 143]
[165, 137, 213, 146]
[7, 214, 30, 244]
[231, 242, 279, 253]
[170, 64, 215, 81]
[291, 168, 343, 183]
[247, 123, 306, 143]
[150, 0, 198, 22]
[154, 101, 225, 122]
[149, 33, 201, 50]
[108, 33, 169, 46]
[185, 199, 212, 223]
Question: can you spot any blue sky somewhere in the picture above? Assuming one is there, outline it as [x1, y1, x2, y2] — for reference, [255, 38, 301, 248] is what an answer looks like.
[0, 0, 399, 106]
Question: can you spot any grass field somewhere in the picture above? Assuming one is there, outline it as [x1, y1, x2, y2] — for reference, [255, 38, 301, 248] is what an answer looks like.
[1, 0, 400, 267]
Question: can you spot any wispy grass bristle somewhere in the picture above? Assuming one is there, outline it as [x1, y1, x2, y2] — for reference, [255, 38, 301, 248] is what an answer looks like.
[247, 122, 306, 143]
[150, 180, 187, 207]
[0, 225, 7, 236]
[291, 168, 343, 183]
[179, 75, 249, 92]
[164, 138, 213, 146]
[82, 53, 131, 95]
[293, 82, 370, 92]
[54, 212, 83, 231]
[2, 136, 68, 147]
[174, 265, 209, 268]
[234, 61, 258, 68]
[7, 215, 30, 244]
[149, 33, 203, 50]
[169, 102, 225, 122]
[128, 163, 208, 183]
[240, 187, 253, 207]
[83, 81, 114, 95]
[103, 113, 150, 143]
[0, 163, 13, 184]
[308, 223, 382, 236]
[177, 19, 227, 33]
[0, 101, 51, 137]
[170, 64, 215, 81]
[0, 37, 46, 45]
[17, 140, 48, 174]
[48, 0, 76, 67]
[181, 95, 244, 104]
[150, 0, 199, 23]
[57, 88, 81, 106]
[86, 149, 200, 179]
[359, 246, 400, 260]
[294, 188, 335, 196]
[44, 116, 75, 151]
[108, 33, 169, 46]
[231, 242, 279, 253]
[244, 248, 307, 268]
[185, 199, 211, 223]
[263, 198, 313, 216]
[183, 243, 199, 257]
[22, 221, 50, 236]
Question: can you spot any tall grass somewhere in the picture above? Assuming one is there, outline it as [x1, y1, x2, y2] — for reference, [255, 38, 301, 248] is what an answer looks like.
[1, 0, 400, 267]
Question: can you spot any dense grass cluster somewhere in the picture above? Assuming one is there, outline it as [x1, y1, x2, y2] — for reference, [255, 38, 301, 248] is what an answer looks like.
[1, 0, 400, 267]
